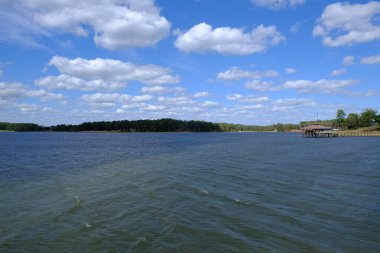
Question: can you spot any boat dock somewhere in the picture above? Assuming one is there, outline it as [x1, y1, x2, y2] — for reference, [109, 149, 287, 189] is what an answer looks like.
[302, 125, 337, 138]
[302, 124, 380, 138]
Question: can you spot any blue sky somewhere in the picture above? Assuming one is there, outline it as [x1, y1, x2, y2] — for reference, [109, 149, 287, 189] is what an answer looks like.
[0, 0, 379, 125]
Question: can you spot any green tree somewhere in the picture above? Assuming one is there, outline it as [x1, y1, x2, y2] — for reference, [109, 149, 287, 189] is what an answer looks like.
[345, 113, 359, 129]
[276, 123, 285, 132]
[336, 109, 346, 127]
[359, 108, 377, 127]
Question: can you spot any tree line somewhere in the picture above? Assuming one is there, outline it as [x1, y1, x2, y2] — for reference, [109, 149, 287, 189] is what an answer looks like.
[335, 108, 380, 129]
[2, 109, 377, 132]
[1, 118, 299, 132]
[0, 122, 46, 131]
[50, 119, 221, 132]
[300, 108, 379, 130]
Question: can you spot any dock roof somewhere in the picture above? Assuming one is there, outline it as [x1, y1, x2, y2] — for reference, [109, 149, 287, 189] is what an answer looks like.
[302, 124, 332, 131]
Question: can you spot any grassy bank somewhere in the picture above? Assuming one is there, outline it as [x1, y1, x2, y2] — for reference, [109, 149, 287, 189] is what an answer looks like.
[336, 126, 380, 137]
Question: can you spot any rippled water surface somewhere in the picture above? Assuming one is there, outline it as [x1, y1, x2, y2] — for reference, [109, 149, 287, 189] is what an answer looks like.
[0, 132, 379, 252]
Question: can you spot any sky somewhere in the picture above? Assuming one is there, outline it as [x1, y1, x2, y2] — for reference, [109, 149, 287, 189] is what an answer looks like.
[0, 0, 379, 126]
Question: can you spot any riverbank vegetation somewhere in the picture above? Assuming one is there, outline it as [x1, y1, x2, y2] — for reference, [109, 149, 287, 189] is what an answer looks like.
[0, 122, 46, 132]
[1, 108, 378, 132]
[1, 119, 299, 132]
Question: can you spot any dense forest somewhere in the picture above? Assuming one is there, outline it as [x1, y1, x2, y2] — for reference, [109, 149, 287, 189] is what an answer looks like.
[0, 119, 299, 132]
[1, 108, 378, 132]
[47, 119, 299, 132]
[0, 122, 46, 132]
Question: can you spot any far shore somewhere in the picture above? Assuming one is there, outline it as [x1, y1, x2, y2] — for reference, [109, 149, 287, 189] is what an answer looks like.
[2, 129, 380, 136]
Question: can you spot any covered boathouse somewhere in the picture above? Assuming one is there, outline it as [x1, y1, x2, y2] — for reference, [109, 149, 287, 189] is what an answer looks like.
[302, 124, 338, 138]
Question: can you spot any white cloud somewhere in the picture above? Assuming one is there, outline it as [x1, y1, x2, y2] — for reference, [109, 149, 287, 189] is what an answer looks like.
[343, 56, 355, 66]
[36, 74, 125, 91]
[18, 103, 41, 112]
[281, 79, 358, 94]
[80, 93, 153, 110]
[273, 98, 316, 107]
[245, 80, 277, 92]
[175, 23, 284, 55]
[329, 68, 346, 77]
[313, 2, 380, 47]
[120, 103, 147, 110]
[157, 96, 194, 106]
[202, 100, 219, 107]
[227, 94, 270, 103]
[0, 82, 66, 102]
[7, 0, 170, 50]
[217, 67, 278, 81]
[193, 92, 210, 98]
[143, 105, 167, 111]
[132, 95, 153, 102]
[36, 56, 180, 90]
[29, 90, 66, 102]
[242, 78, 373, 97]
[361, 54, 380, 64]
[81, 93, 132, 104]
[285, 68, 297, 74]
[50, 56, 179, 85]
[0, 82, 26, 99]
[141, 86, 186, 95]
[141, 86, 168, 94]
[251, 0, 305, 10]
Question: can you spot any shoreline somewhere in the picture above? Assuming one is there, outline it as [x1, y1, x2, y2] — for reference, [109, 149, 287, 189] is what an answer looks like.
[2, 130, 380, 136]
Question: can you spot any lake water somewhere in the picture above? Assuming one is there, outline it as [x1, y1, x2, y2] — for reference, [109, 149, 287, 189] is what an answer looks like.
[0, 132, 379, 252]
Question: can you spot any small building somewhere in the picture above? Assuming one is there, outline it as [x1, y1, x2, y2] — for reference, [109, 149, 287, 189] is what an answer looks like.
[302, 124, 337, 138]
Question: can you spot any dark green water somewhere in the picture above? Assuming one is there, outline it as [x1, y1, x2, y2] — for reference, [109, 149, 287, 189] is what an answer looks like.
[0, 132, 379, 252]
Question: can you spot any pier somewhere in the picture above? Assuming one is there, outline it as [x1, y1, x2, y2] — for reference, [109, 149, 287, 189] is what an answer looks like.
[302, 125, 337, 138]
[302, 124, 380, 138]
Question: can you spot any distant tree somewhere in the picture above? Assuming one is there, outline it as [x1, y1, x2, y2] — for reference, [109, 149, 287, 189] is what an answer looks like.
[359, 108, 377, 127]
[376, 113, 380, 124]
[276, 123, 285, 132]
[336, 109, 346, 128]
[345, 113, 359, 129]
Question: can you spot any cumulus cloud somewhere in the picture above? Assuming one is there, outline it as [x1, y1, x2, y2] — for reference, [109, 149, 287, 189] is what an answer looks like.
[132, 95, 153, 102]
[361, 54, 380, 64]
[285, 68, 297, 74]
[0, 82, 26, 99]
[329, 68, 346, 77]
[193, 92, 210, 98]
[243, 78, 372, 97]
[81, 93, 132, 104]
[202, 101, 219, 107]
[281, 79, 358, 94]
[245, 80, 277, 92]
[175, 23, 284, 55]
[251, 0, 305, 10]
[227, 94, 270, 103]
[36, 74, 125, 91]
[141, 86, 168, 94]
[217, 67, 278, 81]
[157, 96, 194, 106]
[0, 82, 66, 102]
[141, 86, 186, 95]
[343, 56, 355, 66]
[18, 103, 42, 113]
[5, 0, 170, 50]
[313, 2, 380, 46]
[273, 98, 316, 107]
[36, 56, 179, 90]
[80, 92, 154, 109]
